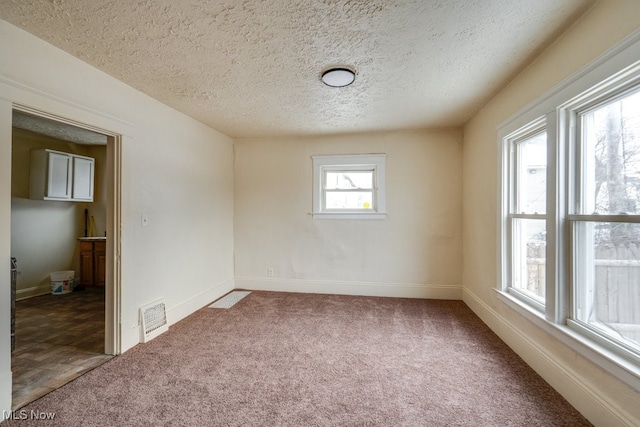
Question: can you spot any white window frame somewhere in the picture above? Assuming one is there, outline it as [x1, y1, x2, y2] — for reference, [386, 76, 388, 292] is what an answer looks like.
[502, 118, 548, 312]
[564, 82, 640, 366]
[312, 154, 386, 220]
[497, 30, 640, 392]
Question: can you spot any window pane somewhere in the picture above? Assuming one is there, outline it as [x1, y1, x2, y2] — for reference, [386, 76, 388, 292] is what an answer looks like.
[515, 132, 546, 214]
[580, 89, 640, 215]
[325, 172, 373, 190]
[325, 191, 373, 209]
[574, 221, 640, 351]
[511, 218, 546, 301]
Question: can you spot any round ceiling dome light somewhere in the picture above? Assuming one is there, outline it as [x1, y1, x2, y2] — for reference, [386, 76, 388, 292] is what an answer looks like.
[321, 67, 356, 87]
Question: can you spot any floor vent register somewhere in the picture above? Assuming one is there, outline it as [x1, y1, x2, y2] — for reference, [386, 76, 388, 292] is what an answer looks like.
[209, 291, 251, 309]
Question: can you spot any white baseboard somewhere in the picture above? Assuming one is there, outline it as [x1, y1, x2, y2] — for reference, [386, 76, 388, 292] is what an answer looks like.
[463, 288, 638, 427]
[15, 285, 51, 300]
[166, 278, 235, 325]
[235, 277, 462, 300]
[120, 318, 140, 353]
[120, 278, 235, 352]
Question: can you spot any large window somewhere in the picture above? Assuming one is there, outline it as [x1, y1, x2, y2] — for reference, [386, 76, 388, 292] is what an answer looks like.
[312, 154, 386, 220]
[499, 45, 640, 386]
[569, 86, 640, 359]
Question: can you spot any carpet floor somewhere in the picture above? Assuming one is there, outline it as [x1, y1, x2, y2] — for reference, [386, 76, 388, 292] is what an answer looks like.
[3, 291, 591, 426]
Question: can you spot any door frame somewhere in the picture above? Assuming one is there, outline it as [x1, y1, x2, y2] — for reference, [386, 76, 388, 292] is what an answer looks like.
[0, 76, 129, 413]
[11, 104, 122, 356]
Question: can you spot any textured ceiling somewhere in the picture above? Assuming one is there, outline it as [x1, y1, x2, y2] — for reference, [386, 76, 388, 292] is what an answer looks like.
[0, 0, 593, 138]
[13, 111, 108, 145]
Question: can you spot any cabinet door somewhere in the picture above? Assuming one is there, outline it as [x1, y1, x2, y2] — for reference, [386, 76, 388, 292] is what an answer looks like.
[79, 250, 94, 286]
[94, 241, 106, 287]
[72, 156, 95, 201]
[95, 252, 106, 287]
[47, 152, 72, 199]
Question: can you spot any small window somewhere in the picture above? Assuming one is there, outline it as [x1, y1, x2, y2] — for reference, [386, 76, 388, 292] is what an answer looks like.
[312, 154, 386, 219]
[503, 119, 547, 309]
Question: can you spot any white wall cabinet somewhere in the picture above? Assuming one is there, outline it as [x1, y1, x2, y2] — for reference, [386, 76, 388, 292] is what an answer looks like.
[71, 156, 95, 201]
[30, 149, 95, 201]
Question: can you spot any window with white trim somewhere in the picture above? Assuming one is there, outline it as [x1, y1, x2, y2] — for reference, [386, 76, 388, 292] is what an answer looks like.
[568, 84, 640, 360]
[312, 154, 386, 220]
[504, 119, 548, 310]
[499, 38, 640, 388]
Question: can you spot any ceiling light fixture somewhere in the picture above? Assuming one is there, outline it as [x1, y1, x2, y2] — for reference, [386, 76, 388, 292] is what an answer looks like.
[321, 67, 356, 87]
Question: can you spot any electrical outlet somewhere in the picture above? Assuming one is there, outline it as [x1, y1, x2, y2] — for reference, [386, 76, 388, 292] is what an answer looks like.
[267, 267, 274, 277]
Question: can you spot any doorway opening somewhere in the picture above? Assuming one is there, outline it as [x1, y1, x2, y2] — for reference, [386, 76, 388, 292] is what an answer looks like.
[9, 108, 121, 409]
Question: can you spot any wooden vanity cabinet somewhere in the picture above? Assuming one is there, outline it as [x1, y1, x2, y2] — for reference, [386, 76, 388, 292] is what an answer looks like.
[79, 239, 106, 287]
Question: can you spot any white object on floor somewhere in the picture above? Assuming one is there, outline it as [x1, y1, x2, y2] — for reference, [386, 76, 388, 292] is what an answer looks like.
[209, 291, 251, 309]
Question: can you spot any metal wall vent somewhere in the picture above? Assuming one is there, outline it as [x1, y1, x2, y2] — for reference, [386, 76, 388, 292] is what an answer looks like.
[139, 299, 168, 343]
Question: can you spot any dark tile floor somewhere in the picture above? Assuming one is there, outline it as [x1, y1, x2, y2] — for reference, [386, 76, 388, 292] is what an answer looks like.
[11, 287, 113, 409]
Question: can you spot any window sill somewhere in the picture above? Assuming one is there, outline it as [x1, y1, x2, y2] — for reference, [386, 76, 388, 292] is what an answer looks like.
[496, 289, 640, 392]
[312, 212, 387, 220]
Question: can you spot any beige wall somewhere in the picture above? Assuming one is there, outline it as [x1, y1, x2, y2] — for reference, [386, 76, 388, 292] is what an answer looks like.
[2, 1, 640, 423]
[462, 2, 640, 425]
[234, 129, 462, 298]
[0, 19, 235, 414]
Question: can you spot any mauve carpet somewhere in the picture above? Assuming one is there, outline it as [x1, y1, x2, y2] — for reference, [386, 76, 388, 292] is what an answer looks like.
[5, 291, 591, 426]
